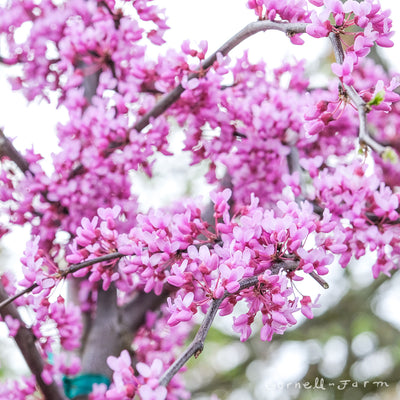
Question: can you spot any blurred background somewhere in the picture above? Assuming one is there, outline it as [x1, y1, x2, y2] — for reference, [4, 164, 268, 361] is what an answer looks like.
[1, 1, 400, 399]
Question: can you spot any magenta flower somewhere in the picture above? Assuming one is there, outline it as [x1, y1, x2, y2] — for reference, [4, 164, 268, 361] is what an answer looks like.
[373, 183, 399, 221]
[107, 350, 138, 399]
[247, 0, 311, 24]
[4, 315, 20, 337]
[331, 53, 357, 85]
[167, 292, 196, 326]
[300, 295, 321, 319]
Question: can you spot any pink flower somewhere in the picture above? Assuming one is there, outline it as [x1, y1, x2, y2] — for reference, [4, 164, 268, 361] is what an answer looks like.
[233, 314, 253, 342]
[136, 359, 167, 400]
[138, 385, 167, 400]
[210, 189, 232, 219]
[300, 295, 321, 319]
[331, 53, 357, 85]
[107, 350, 138, 399]
[166, 259, 189, 287]
[4, 315, 20, 337]
[167, 292, 196, 326]
[373, 183, 399, 221]
[247, 0, 311, 23]
[218, 263, 245, 294]
[48, 296, 83, 351]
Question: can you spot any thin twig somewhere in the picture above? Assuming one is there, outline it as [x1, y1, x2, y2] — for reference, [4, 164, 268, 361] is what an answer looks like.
[159, 259, 300, 386]
[0, 128, 68, 216]
[309, 271, 329, 289]
[0, 252, 124, 310]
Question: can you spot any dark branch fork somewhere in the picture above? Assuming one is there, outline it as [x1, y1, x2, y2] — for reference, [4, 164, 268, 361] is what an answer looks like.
[159, 259, 300, 386]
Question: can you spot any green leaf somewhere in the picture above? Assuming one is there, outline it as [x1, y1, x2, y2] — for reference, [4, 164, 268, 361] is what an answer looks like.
[382, 147, 399, 164]
[367, 90, 385, 106]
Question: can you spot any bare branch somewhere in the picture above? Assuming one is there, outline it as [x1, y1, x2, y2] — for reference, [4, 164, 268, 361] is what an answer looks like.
[59, 252, 124, 277]
[0, 282, 67, 399]
[120, 290, 170, 335]
[0, 252, 124, 310]
[0, 285, 38, 311]
[159, 259, 300, 386]
[309, 271, 329, 289]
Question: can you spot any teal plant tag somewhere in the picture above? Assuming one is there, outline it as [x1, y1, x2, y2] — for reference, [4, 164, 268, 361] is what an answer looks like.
[63, 374, 111, 398]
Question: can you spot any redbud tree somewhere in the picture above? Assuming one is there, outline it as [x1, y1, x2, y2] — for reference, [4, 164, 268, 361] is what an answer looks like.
[0, 0, 399, 399]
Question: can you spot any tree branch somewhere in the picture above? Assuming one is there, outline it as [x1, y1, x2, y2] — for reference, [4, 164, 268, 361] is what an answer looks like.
[0, 128, 68, 215]
[0, 282, 67, 399]
[132, 20, 307, 134]
[120, 290, 170, 335]
[0, 128, 30, 173]
[0, 252, 124, 310]
[328, 32, 386, 155]
[159, 259, 299, 386]
[69, 20, 307, 175]
[78, 284, 121, 380]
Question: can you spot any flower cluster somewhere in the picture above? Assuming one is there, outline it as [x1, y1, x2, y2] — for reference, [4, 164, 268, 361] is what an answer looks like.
[128, 309, 192, 400]
[103, 350, 167, 400]
[171, 54, 312, 208]
[19, 237, 57, 296]
[0, 376, 37, 400]
[233, 271, 298, 342]
[247, 0, 310, 44]
[247, 0, 310, 22]
[62, 189, 334, 347]
[309, 160, 400, 277]
[307, 0, 394, 84]
[47, 297, 83, 351]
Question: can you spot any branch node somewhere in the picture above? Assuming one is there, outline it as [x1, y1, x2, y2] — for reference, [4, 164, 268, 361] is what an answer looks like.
[309, 271, 329, 289]
[194, 348, 203, 359]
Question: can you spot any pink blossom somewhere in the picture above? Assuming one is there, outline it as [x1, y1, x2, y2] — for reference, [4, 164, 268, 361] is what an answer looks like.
[331, 53, 357, 85]
[300, 295, 321, 319]
[373, 183, 399, 221]
[210, 189, 232, 219]
[107, 350, 138, 399]
[247, 0, 311, 24]
[218, 263, 245, 294]
[48, 296, 83, 351]
[4, 315, 20, 337]
[167, 292, 196, 326]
